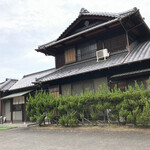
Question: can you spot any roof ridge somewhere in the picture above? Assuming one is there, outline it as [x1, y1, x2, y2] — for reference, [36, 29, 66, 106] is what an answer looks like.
[79, 7, 137, 17]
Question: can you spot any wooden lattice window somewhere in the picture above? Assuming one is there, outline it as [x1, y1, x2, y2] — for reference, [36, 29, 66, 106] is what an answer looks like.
[65, 48, 76, 64]
[104, 34, 126, 53]
[77, 40, 97, 61]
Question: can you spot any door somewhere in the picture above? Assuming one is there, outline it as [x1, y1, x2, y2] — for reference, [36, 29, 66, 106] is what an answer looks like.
[4, 100, 11, 121]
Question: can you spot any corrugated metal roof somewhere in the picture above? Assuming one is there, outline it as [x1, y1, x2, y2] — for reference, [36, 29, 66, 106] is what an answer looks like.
[125, 40, 150, 63]
[0, 90, 31, 100]
[37, 40, 150, 83]
[0, 79, 18, 91]
[10, 69, 55, 90]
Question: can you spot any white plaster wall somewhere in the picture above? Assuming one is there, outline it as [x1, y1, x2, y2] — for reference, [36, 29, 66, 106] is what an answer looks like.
[13, 111, 22, 121]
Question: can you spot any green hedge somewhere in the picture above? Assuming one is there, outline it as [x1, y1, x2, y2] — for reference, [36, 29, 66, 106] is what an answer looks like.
[26, 80, 150, 127]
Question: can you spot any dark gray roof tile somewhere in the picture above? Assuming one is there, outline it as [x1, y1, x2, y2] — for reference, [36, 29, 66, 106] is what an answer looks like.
[37, 40, 150, 83]
[0, 79, 18, 91]
[9, 69, 55, 90]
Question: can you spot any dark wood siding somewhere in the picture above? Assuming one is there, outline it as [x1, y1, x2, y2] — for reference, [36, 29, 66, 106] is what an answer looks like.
[65, 48, 76, 64]
[55, 52, 65, 68]
[97, 34, 126, 53]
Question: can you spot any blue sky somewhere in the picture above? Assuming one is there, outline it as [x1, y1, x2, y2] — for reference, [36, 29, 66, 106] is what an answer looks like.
[0, 0, 149, 82]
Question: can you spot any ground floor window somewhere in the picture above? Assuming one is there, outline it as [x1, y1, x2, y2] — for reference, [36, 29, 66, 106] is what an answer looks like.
[13, 104, 22, 111]
[72, 80, 94, 95]
[110, 77, 148, 91]
[49, 86, 59, 97]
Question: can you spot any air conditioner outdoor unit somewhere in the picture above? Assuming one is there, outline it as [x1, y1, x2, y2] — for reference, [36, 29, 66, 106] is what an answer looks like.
[96, 49, 109, 62]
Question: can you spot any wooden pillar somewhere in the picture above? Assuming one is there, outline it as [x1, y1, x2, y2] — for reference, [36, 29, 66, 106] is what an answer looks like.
[10, 100, 13, 123]
[0, 101, 1, 116]
[24, 98, 27, 122]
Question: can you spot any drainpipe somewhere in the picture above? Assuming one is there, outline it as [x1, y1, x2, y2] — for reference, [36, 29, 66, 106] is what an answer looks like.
[119, 18, 130, 64]
[119, 8, 140, 64]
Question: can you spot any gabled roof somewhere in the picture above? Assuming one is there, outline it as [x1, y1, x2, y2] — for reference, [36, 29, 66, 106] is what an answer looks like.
[9, 68, 55, 91]
[36, 40, 150, 83]
[0, 79, 18, 91]
[57, 8, 137, 40]
[37, 7, 150, 55]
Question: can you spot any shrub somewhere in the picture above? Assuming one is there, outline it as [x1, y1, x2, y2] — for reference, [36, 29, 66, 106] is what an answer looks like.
[26, 80, 150, 127]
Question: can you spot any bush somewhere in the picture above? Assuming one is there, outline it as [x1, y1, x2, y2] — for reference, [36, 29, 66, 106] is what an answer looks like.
[26, 79, 150, 127]
[36, 114, 45, 126]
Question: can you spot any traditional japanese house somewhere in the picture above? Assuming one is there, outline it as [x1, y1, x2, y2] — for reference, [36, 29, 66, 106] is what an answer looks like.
[0, 79, 17, 117]
[35, 8, 150, 95]
[0, 69, 55, 123]
[1, 7, 150, 123]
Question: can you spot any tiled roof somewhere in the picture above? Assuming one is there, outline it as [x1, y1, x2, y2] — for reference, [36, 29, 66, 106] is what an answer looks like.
[36, 40, 150, 83]
[79, 8, 119, 18]
[57, 8, 137, 40]
[38, 8, 137, 50]
[9, 68, 55, 90]
[0, 79, 18, 91]
[79, 8, 137, 18]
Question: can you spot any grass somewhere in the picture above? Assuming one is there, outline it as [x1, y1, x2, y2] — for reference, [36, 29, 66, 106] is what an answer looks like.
[0, 126, 16, 130]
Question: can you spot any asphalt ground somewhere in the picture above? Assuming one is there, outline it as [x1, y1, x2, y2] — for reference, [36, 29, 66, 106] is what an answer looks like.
[0, 126, 150, 150]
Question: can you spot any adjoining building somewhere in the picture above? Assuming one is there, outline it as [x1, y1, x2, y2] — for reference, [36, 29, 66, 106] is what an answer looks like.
[0, 69, 55, 123]
[0, 79, 18, 118]
[1, 7, 150, 123]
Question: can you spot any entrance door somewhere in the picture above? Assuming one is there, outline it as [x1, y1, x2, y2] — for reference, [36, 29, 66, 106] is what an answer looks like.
[4, 101, 11, 121]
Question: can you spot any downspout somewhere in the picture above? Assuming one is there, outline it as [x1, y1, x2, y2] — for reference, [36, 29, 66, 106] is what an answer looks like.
[119, 18, 130, 64]
[120, 8, 140, 63]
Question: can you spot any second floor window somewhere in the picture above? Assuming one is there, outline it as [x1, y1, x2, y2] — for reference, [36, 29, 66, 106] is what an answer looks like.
[77, 40, 97, 61]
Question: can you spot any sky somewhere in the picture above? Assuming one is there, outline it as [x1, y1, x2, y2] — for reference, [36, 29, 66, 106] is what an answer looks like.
[0, 0, 149, 82]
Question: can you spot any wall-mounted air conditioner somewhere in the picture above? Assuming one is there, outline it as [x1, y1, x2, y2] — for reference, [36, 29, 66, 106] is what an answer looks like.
[96, 49, 109, 62]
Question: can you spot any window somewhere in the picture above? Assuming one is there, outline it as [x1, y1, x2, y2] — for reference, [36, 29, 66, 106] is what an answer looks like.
[72, 80, 94, 95]
[127, 78, 148, 90]
[65, 48, 76, 64]
[118, 81, 127, 91]
[77, 40, 97, 61]
[13, 104, 22, 111]
[72, 82, 83, 95]
[104, 34, 126, 53]
[49, 86, 59, 97]
[61, 84, 71, 96]
[109, 81, 127, 91]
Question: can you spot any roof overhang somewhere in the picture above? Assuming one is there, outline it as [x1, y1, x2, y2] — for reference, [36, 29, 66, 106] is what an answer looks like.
[0, 90, 32, 100]
[36, 9, 150, 56]
[36, 18, 121, 56]
[110, 68, 150, 80]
